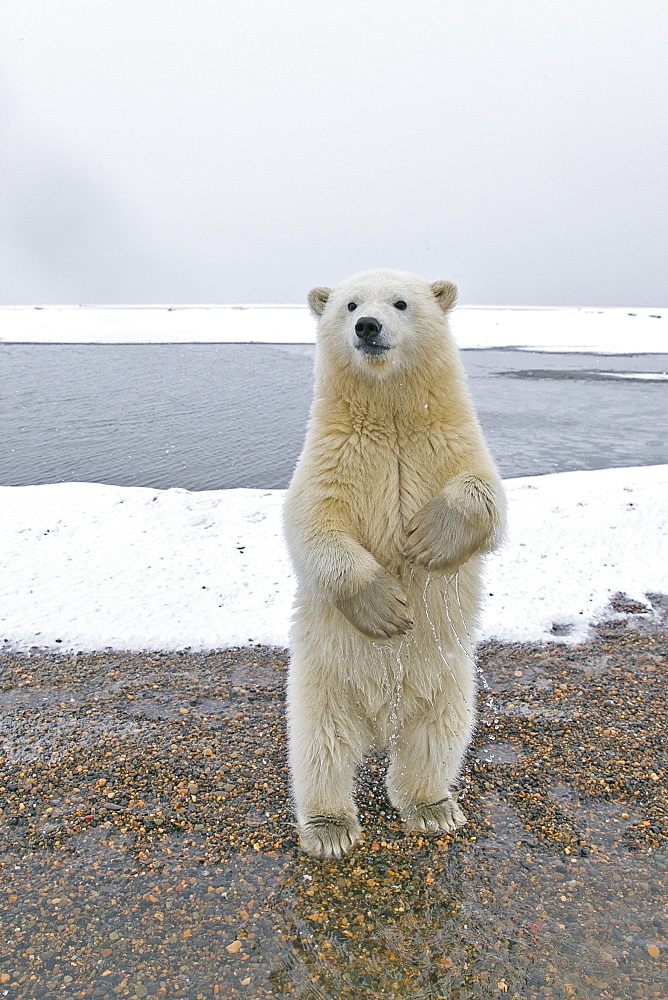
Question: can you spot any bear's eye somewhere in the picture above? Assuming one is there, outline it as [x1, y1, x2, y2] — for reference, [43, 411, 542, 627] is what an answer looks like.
[347, 302, 357, 312]
[394, 300, 407, 311]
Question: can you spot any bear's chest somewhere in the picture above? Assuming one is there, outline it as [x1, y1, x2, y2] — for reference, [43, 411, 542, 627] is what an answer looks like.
[337, 422, 449, 559]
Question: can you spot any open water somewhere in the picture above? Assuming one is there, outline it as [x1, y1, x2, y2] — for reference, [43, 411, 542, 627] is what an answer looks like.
[1, 344, 666, 489]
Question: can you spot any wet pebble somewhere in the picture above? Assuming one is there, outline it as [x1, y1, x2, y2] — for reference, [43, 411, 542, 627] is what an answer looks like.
[0, 603, 666, 998]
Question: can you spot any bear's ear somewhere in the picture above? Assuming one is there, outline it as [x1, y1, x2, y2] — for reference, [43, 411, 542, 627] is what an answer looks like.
[307, 286, 332, 318]
[430, 280, 458, 312]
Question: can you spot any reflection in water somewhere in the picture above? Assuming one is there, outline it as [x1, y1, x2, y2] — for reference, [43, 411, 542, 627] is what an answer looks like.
[269, 784, 667, 998]
[3, 790, 665, 998]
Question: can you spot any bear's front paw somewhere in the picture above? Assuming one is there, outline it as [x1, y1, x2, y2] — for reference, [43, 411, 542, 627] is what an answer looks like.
[403, 496, 486, 573]
[335, 570, 414, 639]
[299, 814, 362, 859]
[403, 795, 468, 834]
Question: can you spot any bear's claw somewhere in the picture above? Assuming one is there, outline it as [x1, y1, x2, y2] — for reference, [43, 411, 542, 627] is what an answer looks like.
[336, 570, 413, 639]
[403, 795, 467, 834]
[403, 497, 485, 573]
[299, 814, 361, 859]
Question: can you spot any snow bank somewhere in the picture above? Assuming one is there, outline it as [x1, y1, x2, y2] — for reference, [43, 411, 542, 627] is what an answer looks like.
[1, 466, 666, 652]
[1, 304, 665, 353]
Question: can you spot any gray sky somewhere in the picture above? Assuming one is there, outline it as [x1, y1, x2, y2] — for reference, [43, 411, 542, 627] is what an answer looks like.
[1, 0, 666, 306]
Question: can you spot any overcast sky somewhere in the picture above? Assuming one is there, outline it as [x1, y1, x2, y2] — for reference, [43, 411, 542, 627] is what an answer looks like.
[1, 0, 666, 306]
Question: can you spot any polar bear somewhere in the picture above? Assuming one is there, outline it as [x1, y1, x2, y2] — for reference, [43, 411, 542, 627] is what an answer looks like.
[283, 268, 505, 858]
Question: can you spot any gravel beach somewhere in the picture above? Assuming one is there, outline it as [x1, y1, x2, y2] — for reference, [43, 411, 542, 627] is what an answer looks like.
[0, 594, 666, 1000]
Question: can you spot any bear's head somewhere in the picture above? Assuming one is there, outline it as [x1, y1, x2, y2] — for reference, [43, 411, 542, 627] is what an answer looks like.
[307, 269, 458, 380]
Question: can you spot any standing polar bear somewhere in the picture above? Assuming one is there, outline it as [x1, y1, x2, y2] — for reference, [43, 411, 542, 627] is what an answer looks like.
[283, 268, 505, 858]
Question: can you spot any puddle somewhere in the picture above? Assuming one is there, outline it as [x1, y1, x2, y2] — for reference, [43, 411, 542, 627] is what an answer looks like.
[2, 794, 665, 999]
[476, 741, 521, 765]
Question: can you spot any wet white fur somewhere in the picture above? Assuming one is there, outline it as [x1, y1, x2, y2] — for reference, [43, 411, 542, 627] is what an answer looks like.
[283, 268, 506, 857]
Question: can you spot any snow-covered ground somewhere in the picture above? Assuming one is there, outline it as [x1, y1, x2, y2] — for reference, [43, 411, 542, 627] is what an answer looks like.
[1, 466, 666, 653]
[1, 304, 665, 352]
[1, 306, 665, 653]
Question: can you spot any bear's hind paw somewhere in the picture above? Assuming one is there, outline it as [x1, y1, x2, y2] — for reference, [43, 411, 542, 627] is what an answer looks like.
[403, 796, 467, 835]
[299, 814, 361, 859]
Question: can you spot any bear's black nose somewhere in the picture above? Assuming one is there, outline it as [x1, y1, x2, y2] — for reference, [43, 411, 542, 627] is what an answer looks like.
[354, 316, 383, 341]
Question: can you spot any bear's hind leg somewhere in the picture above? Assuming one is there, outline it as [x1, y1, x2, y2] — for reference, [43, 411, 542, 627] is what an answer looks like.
[288, 674, 369, 859]
[385, 680, 474, 836]
[402, 794, 468, 834]
[298, 813, 361, 860]
[385, 721, 470, 834]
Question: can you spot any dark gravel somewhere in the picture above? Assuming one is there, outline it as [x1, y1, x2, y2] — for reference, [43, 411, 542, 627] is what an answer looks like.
[0, 593, 666, 999]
